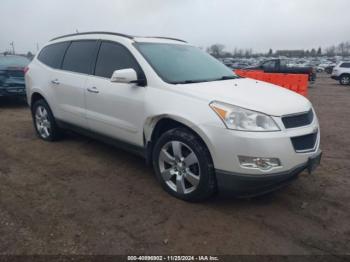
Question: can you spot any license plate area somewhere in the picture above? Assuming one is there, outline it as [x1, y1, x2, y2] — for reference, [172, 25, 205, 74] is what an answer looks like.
[307, 151, 322, 174]
[7, 87, 25, 93]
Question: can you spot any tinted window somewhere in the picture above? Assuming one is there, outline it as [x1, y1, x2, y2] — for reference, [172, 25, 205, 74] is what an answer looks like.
[0, 56, 30, 68]
[62, 41, 97, 74]
[38, 42, 70, 69]
[340, 62, 350, 68]
[280, 59, 288, 67]
[95, 42, 141, 78]
[262, 60, 276, 70]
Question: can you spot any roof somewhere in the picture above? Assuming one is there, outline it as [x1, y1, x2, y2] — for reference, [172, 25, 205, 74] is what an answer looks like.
[50, 31, 187, 43]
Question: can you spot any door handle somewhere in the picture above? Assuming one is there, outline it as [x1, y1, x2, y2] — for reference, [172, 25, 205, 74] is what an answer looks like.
[87, 86, 99, 94]
[51, 79, 60, 85]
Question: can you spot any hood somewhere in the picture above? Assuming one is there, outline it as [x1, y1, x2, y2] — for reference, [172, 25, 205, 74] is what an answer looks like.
[174, 78, 311, 116]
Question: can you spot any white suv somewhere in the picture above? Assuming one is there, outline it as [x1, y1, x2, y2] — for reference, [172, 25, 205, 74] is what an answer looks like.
[331, 62, 350, 85]
[25, 32, 322, 201]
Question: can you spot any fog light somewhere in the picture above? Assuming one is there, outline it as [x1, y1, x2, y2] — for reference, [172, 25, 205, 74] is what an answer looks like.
[238, 156, 281, 171]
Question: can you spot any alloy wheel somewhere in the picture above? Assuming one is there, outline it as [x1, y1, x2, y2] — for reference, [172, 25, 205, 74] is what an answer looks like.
[35, 105, 51, 139]
[158, 141, 201, 194]
[341, 76, 350, 85]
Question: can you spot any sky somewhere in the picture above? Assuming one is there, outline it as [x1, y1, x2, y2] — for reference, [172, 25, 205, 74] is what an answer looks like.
[1, 0, 349, 54]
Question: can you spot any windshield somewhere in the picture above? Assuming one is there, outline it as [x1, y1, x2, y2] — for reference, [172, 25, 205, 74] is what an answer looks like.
[135, 43, 237, 84]
[0, 56, 30, 68]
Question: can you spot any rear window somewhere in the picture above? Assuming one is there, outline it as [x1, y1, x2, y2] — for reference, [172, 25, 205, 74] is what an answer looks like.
[62, 40, 97, 74]
[340, 62, 350, 68]
[0, 55, 30, 68]
[38, 42, 70, 69]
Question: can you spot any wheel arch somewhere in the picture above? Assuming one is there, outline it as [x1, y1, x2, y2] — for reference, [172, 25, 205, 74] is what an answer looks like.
[30, 90, 48, 109]
[143, 114, 215, 166]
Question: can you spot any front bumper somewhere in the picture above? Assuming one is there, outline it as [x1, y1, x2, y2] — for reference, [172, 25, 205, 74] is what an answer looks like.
[197, 109, 321, 195]
[201, 118, 320, 175]
[216, 151, 322, 197]
[0, 86, 26, 97]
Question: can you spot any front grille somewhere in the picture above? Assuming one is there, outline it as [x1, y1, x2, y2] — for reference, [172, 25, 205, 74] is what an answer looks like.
[282, 109, 314, 129]
[291, 131, 318, 152]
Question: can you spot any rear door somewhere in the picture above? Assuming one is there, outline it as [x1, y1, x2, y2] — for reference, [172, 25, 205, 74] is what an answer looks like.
[36, 41, 70, 115]
[54, 40, 99, 127]
[85, 41, 146, 146]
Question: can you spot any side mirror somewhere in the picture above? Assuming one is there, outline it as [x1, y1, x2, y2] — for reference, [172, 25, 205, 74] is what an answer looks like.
[111, 68, 138, 84]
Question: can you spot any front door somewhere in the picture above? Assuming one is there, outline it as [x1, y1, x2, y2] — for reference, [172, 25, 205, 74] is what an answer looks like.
[85, 41, 146, 146]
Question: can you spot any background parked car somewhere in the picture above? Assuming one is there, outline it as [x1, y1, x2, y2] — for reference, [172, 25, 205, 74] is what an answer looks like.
[0, 55, 30, 98]
[325, 64, 336, 74]
[331, 61, 350, 85]
[247, 59, 317, 83]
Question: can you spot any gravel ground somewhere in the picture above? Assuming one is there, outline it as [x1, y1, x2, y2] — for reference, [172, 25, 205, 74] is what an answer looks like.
[0, 74, 349, 255]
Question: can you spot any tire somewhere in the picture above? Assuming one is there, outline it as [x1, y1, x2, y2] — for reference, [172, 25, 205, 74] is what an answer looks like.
[152, 127, 216, 202]
[31, 99, 62, 141]
[339, 74, 350, 85]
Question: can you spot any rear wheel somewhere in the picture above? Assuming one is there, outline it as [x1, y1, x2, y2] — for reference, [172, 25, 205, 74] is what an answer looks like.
[339, 75, 350, 85]
[152, 128, 216, 202]
[32, 99, 62, 141]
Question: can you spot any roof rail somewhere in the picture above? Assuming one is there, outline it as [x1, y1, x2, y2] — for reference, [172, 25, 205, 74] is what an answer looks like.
[50, 31, 187, 43]
[143, 36, 187, 43]
[50, 31, 134, 41]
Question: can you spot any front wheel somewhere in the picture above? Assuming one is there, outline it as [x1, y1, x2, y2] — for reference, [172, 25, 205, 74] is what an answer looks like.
[152, 128, 216, 202]
[339, 75, 350, 85]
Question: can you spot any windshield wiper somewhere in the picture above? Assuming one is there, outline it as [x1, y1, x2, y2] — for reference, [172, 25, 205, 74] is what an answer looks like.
[216, 75, 239, 80]
[170, 76, 239, 85]
[171, 79, 210, 84]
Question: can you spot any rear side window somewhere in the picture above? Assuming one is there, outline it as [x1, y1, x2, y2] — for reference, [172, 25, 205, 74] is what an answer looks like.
[94, 41, 141, 78]
[38, 42, 70, 69]
[262, 60, 276, 70]
[340, 62, 350, 68]
[62, 41, 97, 74]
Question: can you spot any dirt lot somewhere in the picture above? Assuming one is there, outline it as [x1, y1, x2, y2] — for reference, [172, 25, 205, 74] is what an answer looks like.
[0, 74, 349, 255]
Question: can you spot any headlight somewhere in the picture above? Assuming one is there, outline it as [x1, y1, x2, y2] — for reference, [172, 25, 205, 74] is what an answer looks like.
[210, 101, 280, 131]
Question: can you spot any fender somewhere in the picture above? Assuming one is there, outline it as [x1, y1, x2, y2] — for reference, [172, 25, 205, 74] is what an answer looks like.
[143, 114, 216, 162]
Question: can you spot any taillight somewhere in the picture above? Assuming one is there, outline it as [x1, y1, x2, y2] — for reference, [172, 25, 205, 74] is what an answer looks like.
[24, 66, 29, 74]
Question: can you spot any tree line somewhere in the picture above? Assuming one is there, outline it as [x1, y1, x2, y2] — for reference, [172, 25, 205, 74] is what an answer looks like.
[207, 41, 350, 58]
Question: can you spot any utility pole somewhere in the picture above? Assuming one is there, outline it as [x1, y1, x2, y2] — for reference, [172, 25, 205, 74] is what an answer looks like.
[10, 41, 15, 54]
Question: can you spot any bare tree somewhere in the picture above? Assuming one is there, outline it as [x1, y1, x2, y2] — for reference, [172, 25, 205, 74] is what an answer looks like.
[325, 46, 336, 57]
[310, 48, 317, 57]
[268, 48, 273, 57]
[207, 44, 225, 58]
[317, 47, 322, 56]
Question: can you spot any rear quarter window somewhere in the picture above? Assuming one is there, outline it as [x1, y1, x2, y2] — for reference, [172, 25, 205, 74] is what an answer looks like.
[340, 62, 350, 68]
[38, 42, 70, 69]
[61, 40, 98, 74]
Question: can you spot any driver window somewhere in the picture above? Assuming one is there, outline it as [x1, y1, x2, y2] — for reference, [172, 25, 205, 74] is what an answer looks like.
[94, 41, 141, 78]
